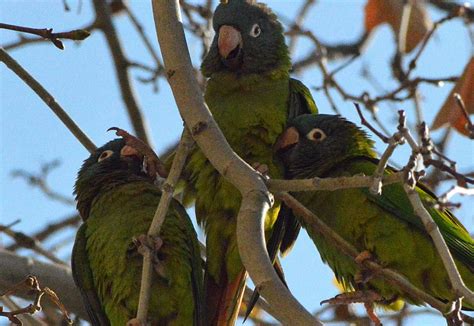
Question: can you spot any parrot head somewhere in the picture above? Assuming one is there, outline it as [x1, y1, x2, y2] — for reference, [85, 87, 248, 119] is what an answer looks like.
[275, 114, 376, 178]
[74, 139, 148, 220]
[201, 0, 290, 76]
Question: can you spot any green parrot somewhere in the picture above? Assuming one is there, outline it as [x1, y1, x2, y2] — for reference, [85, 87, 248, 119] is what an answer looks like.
[72, 139, 204, 325]
[276, 114, 474, 314]
[181, 0, 317, 324]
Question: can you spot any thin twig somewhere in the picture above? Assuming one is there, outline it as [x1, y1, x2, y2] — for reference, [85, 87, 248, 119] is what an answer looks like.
[398, 1, 412, 54]
[267, 173, 404, 193]
[403, 185, 474, 306]
[0, 276, 71, 325]
[92, 0, 151, 145]
[278, 192, 466, 317]
[454, 93, 474, 138]
[0, 48, 96, 153]
[287, 0, 316, 54]
[11, 160, 75, 206]
[0, 295, 46, 326]
[0, 224, 67, 266]
[134, 129, 194, 323]
[0, 249, 88, 320]
[0, 23, 90, 50]
[151, 1, 318, 324]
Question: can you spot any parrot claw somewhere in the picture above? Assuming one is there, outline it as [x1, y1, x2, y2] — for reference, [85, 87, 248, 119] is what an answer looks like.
[321, 290, 383, 326]
[354, 251, 379, 283]
[354, 270, 374, 284]
[107, 127, 169, 179]
[355, 250, 373, 265]
[132, 234, 168, 279]
[252, 162, 269, 179]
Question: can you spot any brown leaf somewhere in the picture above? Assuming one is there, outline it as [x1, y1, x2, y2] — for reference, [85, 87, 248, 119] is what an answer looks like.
[432, 57, 474, 137]
[364, 0, 432, 53]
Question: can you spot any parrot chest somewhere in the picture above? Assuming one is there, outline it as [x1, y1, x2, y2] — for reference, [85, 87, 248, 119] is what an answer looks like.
[84, 182, 196, 324]
[187, 76, 289, 218]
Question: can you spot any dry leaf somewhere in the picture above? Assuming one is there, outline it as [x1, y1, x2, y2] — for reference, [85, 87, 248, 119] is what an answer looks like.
[432, 57, 474, 137]
[364, 0, 432, 53]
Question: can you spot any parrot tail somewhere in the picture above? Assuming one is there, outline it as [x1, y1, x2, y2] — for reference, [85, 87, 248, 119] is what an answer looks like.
[205, 269, 247, 326]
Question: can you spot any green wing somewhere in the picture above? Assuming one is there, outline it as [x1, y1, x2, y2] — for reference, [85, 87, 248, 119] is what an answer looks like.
[245, 78, 318, 318]
[170, 199, 205, 325]
[346, 157, 474, 271]
[71, 223, 110, 326]
[279, 78, 319, 254]
[287, 78, 318, 119]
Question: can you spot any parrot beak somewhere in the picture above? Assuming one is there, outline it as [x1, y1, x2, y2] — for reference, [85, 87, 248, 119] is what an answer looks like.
[274, 127, 300, 153]
[217, 25, 242, 60]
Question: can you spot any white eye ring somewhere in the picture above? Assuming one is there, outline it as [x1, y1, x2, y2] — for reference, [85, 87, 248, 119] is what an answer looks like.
[249, 24, 261, 37]
[306, 128, 326, 142]
[98, 150, 114, 162]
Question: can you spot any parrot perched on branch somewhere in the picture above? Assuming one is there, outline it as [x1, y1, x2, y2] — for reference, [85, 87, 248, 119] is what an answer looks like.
[181, 0, 318, 324]
[72, 138, 204, 325]
[276, 114, 474, 320]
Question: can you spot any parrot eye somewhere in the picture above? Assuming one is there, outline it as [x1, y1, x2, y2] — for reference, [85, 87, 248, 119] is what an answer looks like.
[249, 24, 261, 38]
[98, 150, 114, 162]
[306, 128, 327, 142]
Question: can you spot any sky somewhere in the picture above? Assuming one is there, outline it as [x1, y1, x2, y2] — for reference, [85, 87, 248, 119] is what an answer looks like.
[1, 1, 473, 325]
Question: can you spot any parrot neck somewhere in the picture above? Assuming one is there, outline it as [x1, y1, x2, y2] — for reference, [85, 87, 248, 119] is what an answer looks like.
[206, 68, 289, 94]
[75, 172, 148, 220]
[288, 143, 377, 180]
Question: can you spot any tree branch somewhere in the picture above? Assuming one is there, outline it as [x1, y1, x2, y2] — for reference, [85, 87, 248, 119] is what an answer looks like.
[151, 1, 319, 324]
[134, 129, 194, 323]
[0, 48, 97, 153]
[92, 0, 151, 145]
[0, 23, 90, 50]
[0, 249, 88, 321]
[404, 185, 474, 305]
[267, 173, 404, 193]
[278, 193, 473, 321]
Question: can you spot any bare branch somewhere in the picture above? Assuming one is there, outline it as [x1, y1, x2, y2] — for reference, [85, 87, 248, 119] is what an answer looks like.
[267, 173, 404, 193]
[92, 0, 152, 145]
[0, 276, 72, 325]
[11, 160, 74, 206]
[151, 1, 319, 324]
[0, 249, 87, 321]
[135, 129, 194, 323]
[0, 48, 97, 153]
[6, 214, 80, 252]
[404, 185, 474, 306]
[0, 224, 67, 266]
[0, 23, 90, 50]
[454, 93, 474, 138]
[278, 192, 469, 319]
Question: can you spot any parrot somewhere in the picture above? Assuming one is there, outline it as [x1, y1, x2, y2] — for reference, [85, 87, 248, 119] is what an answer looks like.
[180, 0, 318, 324]
[275, 113, 474, 321]
[72, 138, 204, 325]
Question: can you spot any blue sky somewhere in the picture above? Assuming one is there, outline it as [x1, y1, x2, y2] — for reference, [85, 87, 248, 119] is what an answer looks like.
[1, 1, 473, 325]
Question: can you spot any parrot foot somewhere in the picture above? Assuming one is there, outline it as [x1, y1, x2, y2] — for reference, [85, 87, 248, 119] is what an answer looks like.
[132, 234, 168, 279]
[126, 318, 145, 326]
[354, 251, 379, 284]
[320, 290, 382, 306]
[108, 127, 169, 179]
[251, 162, 269, 178]
[445, 298, 463, 326]
[321, 290, 383, 325]
[355, 250, 373, 264]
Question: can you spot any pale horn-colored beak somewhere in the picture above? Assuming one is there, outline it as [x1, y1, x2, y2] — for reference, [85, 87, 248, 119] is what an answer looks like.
[218, 25, 242, 59]
[274, 127, 300, 152]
